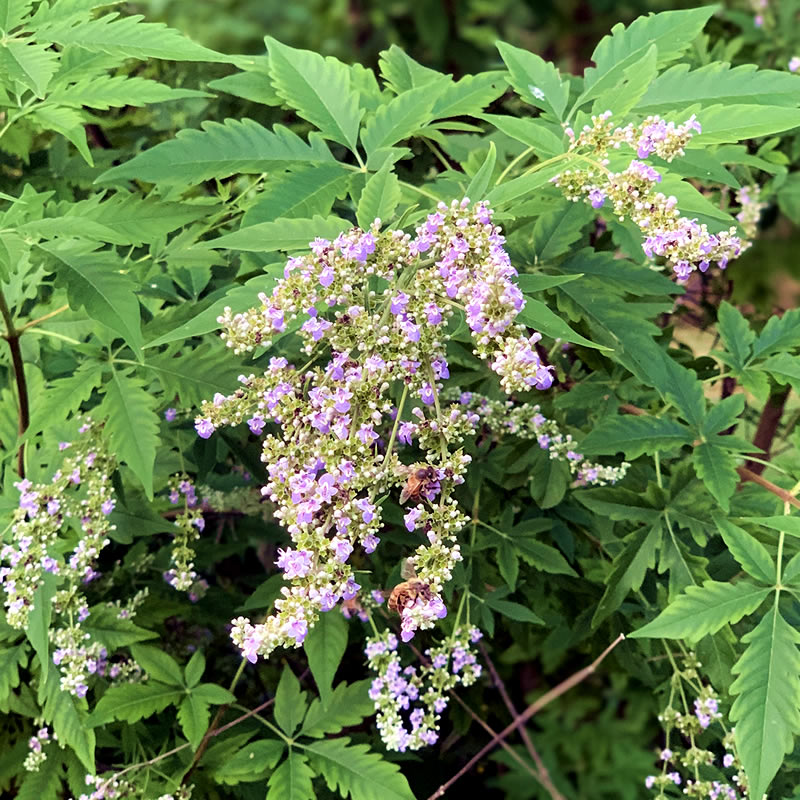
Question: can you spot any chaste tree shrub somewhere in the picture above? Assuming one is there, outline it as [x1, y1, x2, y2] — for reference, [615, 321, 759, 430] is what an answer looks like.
[2, 1, 800, 798]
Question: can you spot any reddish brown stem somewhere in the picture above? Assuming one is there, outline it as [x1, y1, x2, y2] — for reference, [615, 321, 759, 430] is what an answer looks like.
[427, 635, 625, 800]
[0, 291, 29, 476]
[745, 386, 790, 474]
[737, 467, 800, 510]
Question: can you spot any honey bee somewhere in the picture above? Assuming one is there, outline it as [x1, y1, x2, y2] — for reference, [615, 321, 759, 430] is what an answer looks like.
[387, 559, 431, 614]
[399, 464, 440, 505]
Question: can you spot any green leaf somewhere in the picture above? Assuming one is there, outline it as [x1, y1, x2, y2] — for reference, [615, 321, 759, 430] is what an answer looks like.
[731, 602, 800, 800]
[532, 201, 592, 261]
[242, 165, 352, 226]
[702, 394, 745, 437]
[0, 39, 58, 97]
[484, 162, 565, 207]
[30, 104, 93, 165]
[266, 751, 315, 800]
[692, 443, 737, 513]
[485, 596, 544, 625]
[206, 215, 350, 252]
[357, 166, 400, 229]
[16, 759, 62, 800]
[751, 308, 800, 359]
[39, 12, 232, 62]
[41, 667, 95, 771]
[431, 72, 507, 119]
[580, 415, 693, 459]
[361, 85, 439, 157]
[512, 536, 577, 576]
[82, 605, 156, 651]
[213, 739, 285, 785]
[26, 572, 56, 685]
[46, 75, 208, 109]
[90, 681, 184, 725]
[98, 370, 159, 498]
[305, 737, 417, 800]
[497, 540, 519, 591]
[517, 297, 609, 351]
[300, 680, 375, 738]
[515, 273, 582, 292]
[689, 105, 800, 146]
[0, 645, 25, 705]
[378, 44, 448, 94]
[38, 240, 143, 355]
[657, 355, 705, 430]
[630, 580, 769, 641]
[207, 68, 282, 105]
[715, 517, 774, 584]
[465, 142, 496, 201]
[266, 36, 363, 152]
[97, 119, 334, 186]
[478, 114, 565, 158]
[274, 665, 307, 737]
[761, 352, 800, 394]
[589, 44, 657, 118]
[184, 650, 205, 688]
[0, 0, 32, 30]
[637, 63, 800, 113]
[130, 644, 184, 686]
[496, 41, 569, 120]
[304, 611, 347, 706]
[179, 693, 210, 750]
[593, 524, 661, 627]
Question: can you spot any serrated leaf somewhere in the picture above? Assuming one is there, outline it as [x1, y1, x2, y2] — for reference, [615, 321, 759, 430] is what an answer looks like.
[431, 71, 507, 119]
[16, 759, 62, 800]
[266, 751, 315, 800]
[98, 370, 159, 498]
[689, 105, 800, 147]
[517, 297, 608, 350]
[378, 44, 448, 94]
[130, 644, 184, 686]
[731, 602, 800, 800]
[26, 571, 56, 686]
[97, 119, 334, 186]
[242, 165, 351, 226]
[356, 165, 400, 229]
[497, 540, 519, 591]
[361, 85, 440, 157]
[0, 0, 33, 31]
[0, 38, 58, 96]
[300, 680, 375, 738]
[82, 606, 156, 651]
[630, 580, 769, 641]
[266, 36, 363, 152]
[751, 308, 800, 359]
[89, 681, 184, 725]
[484, 162, 565, 207]
[485, 595, 544, 624]
[657, 355, 705, 430]
[532, 201, 592, 261]
[593, 524, 661, 627]
[478, 114, 564, 158]
[274, 665, 307, 736]
[693, 443, 737, 513]
[515, 273, 581, 292]
[761, 352, 800, 394]
[213, 739, 285, 785]
[30, 104, 92, 165]
[513, 537, 577, 576]
[184, 650, 205, 688]
[47, 75, 208, 109]
[303, 611, 347, 706]
[580, 415, 693, 459]
[701, 394, 745, 437]
[206, 215, 350, 252]
[179, 693, 210, 750]
[41, 667, 95, 771]
[715, 517, 774, 584]
[0, 645, 25, 705]
[39, 12, 232, 62]
[38, 240, 143, 355]
[305, 737, 416, 800]
[465, 142, 496, 201]
[496, 41, 569, 120]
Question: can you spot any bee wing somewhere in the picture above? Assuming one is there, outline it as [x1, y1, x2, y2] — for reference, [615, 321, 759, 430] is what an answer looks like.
[400, 558, 417, 580]
[399, 485, 411, 504]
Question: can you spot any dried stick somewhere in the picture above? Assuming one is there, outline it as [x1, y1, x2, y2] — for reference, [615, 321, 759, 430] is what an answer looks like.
[427, 634, 625, 800]
[479, 642, 565, 800]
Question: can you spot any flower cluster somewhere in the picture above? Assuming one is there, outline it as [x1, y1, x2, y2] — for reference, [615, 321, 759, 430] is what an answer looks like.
[197, 200, 555, 663]
[364, 627, 483, 751]
[554, 112, 746, 281]
[749, 0, 772, 28]
[0, 424, 119, 696]
[77, 775, 193, 800]
[790, 56, 800, 73]
[163, 476, 205, 592]
[443, 390, 630, 486]
[735, 184, 766, 243]
[645, 652, 747, 799]
[24, 726, 52, 772]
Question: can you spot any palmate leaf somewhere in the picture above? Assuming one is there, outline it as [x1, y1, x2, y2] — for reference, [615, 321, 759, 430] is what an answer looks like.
[89, 681, 184, 726]
[692, 442, 738, 513]
[356, 165, 400, 229]
[130, 644, 183, 686]
[0, 645, 25, 705]
[274, 665, 308, 737]
[0, 38, 58, 97]
[97, 370, 160, 498]
[266, 37, 363, 153]
[716, 300, 754, 371]
[38, 12, 232, 62]
[303, 611, 348, 705]
[731, 602, 800, 800]
[97, 119, 334, 185]
[266, 751, 315, 800]
[715, 517, 774, 584]
[179, 686, 234, 750]
[38, 240, 143, 355]
[630, 580, 769, 641]
[532, 201, 593, 261]
[206, 215, 350, 253]
[431, 71, 508, 119]
[300, 680, 375, 738]
[580, 415, 693, 459]
[305, 737, 417, 800]
[46, 75, 208, 109]
[16, 760, 62, 800]
[377, 44, 448, 94]
[637, 63, 800, 113]
[242, 165, 352, 226]
[761, 352, 800, 394]
[752, 308, 800, 359]
[360, 85, 440, 157]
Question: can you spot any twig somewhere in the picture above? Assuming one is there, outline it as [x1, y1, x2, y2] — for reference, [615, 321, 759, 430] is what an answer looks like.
[479, 642, 565, 800]
[17, 303, 69, 333]
[427, 634, 625, 799]
[0, 290, 29, 476]
[737, 466, 800, 510]
[745, 386, 790, 474]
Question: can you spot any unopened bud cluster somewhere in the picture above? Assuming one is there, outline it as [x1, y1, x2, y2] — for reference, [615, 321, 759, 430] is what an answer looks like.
[554, 112, 746, 281]
[364, 627, 483, 751]
[197, 200, 557, 663]
[163, 476, 204, 592]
